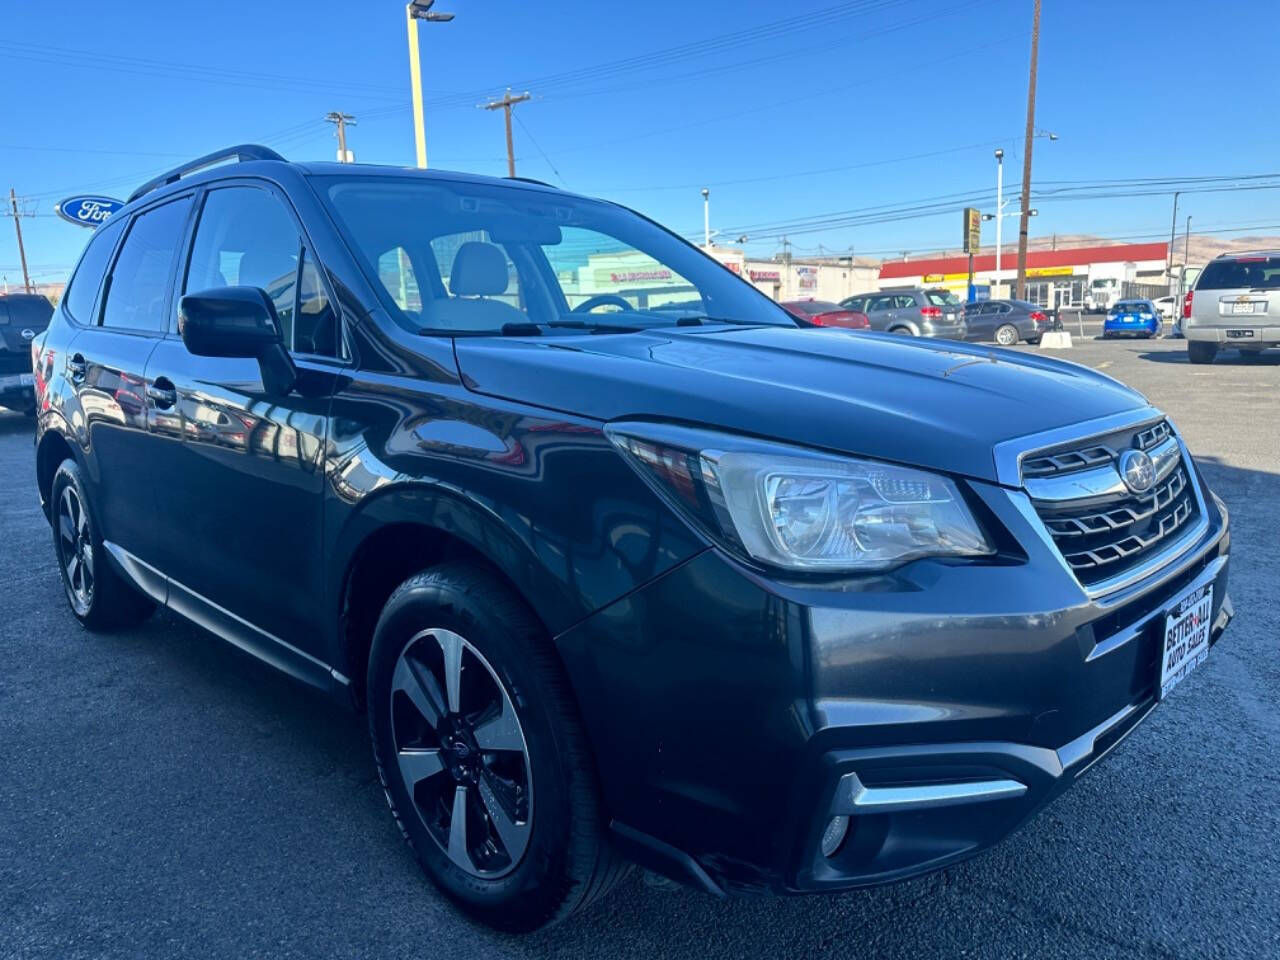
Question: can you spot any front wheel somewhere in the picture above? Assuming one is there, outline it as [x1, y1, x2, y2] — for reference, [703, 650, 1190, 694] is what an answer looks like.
[994, 324, 1019, 346]
[888, 326, 915, 336]
[1187, 341, 1218, 364]
[367, 561, 629, 932]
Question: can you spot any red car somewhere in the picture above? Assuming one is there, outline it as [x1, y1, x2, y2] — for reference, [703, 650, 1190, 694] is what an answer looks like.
[782, 299, 871, 329]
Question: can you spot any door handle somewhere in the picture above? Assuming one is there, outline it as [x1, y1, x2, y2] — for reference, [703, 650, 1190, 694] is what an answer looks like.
[67, 354, 87, 383]
[147, 377, 177, 409]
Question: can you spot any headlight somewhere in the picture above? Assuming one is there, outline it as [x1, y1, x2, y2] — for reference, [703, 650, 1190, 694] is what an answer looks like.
[606, 423, 993, 573]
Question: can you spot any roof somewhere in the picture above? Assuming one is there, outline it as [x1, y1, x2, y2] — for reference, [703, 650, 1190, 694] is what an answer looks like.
[879, 242, 1169, 279]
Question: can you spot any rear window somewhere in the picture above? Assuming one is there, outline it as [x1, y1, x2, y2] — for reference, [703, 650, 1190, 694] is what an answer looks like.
[1196, 256, 1280, 291]
[1110, 301, 1150, 313]
[925, 289, 961, 306]
[0, 296, 53, 329]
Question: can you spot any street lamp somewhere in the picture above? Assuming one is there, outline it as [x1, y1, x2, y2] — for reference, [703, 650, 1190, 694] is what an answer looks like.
[701, 188, 711, 247]
[407, 0, 454, 169]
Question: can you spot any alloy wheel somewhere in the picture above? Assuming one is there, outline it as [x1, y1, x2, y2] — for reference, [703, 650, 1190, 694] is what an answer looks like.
[996, 325, 1018, 346]
[390, 628, 533, 878]
[57, 486, 94, 612]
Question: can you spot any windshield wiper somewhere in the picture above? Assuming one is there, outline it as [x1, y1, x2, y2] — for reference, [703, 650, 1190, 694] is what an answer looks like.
[670, 315, 783, 327]
[546, 319, 644, 334]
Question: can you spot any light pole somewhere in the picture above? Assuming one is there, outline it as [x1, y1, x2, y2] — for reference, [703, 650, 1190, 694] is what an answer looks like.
[994, 149, 1004, 290]
[406, 0, 454, 169]
[1184, 215, 1192, 270]
[701, 188, 711, 247]
[1167, 191, 1181, 284]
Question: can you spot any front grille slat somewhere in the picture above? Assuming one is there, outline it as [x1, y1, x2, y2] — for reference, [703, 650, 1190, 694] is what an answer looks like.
[1026, 419, 1200, 588]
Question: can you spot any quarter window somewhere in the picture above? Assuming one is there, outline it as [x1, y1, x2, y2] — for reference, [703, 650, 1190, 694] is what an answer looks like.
[101, 197, 192, 331]
[63, 217, 125, 324]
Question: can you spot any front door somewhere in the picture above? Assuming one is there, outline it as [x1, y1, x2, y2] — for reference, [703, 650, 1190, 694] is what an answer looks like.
[142, 184, 345, 659]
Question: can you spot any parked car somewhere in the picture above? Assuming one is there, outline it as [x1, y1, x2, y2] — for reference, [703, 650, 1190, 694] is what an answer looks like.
[1102, 299, 1163, 339]
[962, 298, 1051, 345]
[1152, 295, 1177, 321]
[0, 293, 53, 413]
[840, 287, 967, 339]
[781, 299, 870, 329]
[34, 145, 1233, 932]
[1182, 250, 1280, 363]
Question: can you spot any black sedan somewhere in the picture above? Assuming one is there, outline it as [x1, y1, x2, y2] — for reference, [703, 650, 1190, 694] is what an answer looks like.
[963, 298, 1051, 345]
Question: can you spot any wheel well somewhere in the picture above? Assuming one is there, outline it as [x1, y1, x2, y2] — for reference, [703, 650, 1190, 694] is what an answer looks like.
[36, 431, 74, 517]
[338, 524, 525, 709]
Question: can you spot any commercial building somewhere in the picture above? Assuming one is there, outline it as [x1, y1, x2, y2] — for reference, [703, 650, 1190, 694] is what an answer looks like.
[706, 248, 880, 303]
[876, 242, 1171, 309]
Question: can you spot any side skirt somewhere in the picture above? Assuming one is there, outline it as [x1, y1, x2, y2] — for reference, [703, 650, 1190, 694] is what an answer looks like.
[102, 540, 349, 697]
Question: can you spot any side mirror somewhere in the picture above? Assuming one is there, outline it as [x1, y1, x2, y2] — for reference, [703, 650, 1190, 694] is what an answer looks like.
[179, 286, 296, 395]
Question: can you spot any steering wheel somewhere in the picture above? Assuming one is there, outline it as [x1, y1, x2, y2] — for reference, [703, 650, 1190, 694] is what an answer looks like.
[572, 294, 633, 314]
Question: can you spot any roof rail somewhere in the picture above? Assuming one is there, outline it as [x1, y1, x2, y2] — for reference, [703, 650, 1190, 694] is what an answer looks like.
[507, 175, 557, 188]
[127, 144, 286, 203]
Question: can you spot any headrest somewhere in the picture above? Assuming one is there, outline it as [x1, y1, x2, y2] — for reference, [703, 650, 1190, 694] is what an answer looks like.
[449, 242, 509, 297]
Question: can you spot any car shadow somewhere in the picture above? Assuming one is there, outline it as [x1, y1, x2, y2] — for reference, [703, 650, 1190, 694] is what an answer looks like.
[0, 411, 35, 436]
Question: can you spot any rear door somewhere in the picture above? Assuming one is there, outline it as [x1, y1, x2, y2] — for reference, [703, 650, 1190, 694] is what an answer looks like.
[142, 182, 344, 658]
[1191, 254, 1280, 338]
[862, 294, 896, 331]
[69, 196, 193, 558]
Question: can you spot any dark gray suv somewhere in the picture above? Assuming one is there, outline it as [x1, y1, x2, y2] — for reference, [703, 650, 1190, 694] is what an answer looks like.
[33, 145, 1233, 932]
[841, 287, 967, 338]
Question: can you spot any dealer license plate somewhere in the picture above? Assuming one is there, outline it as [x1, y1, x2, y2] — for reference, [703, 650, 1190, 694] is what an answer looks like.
[1230, 302, 1257, 315]
[1159, 584, 1212, 700]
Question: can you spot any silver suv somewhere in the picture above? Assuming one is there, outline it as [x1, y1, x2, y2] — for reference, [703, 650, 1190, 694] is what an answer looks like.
[841, 287, 967, 339]
[1183, 251, 1280, 363]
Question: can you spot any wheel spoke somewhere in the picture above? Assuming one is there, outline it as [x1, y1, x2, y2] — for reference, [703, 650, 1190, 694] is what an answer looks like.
[435, 630, 464, 714]
[67, 553, 81, 589]
[477, 773, 529, 861]
[76, 503, 89, 539]
[58, 512, 76, 550]
[447, 785, 470, 868]
[392, 656, 446, 729]
[81, 545, 94, 581]
[473, 700, 524, 753]
[397, 747, 445, 788]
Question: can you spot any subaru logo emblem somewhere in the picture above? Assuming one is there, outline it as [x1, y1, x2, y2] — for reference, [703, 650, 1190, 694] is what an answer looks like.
[20, 328, 35, 341]
[1119, 449, 1156, 495]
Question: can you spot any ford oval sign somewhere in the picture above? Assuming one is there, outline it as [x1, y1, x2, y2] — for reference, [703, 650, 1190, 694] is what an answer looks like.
[55, 195, 125, 228]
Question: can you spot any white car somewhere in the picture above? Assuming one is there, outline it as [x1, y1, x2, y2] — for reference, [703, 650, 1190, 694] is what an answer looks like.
[1152, 295, 1177, 321]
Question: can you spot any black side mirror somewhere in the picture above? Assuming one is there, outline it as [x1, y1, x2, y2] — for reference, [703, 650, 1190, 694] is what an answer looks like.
[179, 286, 296, 395]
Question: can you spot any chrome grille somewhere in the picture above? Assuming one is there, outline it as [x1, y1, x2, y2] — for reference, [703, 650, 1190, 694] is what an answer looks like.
[1026, 420, 1201, 587]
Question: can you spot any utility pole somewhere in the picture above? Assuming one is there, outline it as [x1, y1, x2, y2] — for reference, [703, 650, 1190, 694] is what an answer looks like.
[994, 149, 1004, 291]
[1167, 190, 1181, 286]
[406, 0, 455, 169]
[325, 112, 357, 163]
[9, 189, 31, 293]
[701, 188, 711, 247]
[1014, 0, 1042, 300]
[484, 89, 531, 178]
[1184, 215, 1192, 269]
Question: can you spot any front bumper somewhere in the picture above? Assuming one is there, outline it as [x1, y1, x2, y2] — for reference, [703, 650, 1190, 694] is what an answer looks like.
[556, 471, 1231, 895]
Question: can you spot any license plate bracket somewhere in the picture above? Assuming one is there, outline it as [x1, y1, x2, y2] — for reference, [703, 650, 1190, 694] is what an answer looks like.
[1159, 584, 1212, 700]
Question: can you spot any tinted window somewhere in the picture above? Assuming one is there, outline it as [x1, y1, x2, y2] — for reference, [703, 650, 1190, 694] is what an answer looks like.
[185, 187, 300, 343]
[1197, 256, 1280, 290]
[62, 217, 125, 324]
[894, 295, 917, 309]
[785, 301, 841, 316]
[866, 295, 896, 311]
[0, 295, 53, 329]
[925, 289, 961, 307]
[101, 197, 192, 331]
[842, 296, 865, 311]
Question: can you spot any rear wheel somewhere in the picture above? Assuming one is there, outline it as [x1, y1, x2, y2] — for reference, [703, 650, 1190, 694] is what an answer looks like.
[50, 460, 155, 630]
[994, 324, 1019, 346]
[367, 561, 629, 932]
[889, 326, 914, 336]
[1187, 341, 1218, 364]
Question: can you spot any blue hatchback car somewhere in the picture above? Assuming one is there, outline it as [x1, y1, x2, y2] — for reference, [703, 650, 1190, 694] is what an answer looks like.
[1103, 299, 1163, 338]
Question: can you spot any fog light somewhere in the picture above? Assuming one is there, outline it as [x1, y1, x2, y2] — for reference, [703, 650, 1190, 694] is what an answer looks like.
[820, 815, 850, 857]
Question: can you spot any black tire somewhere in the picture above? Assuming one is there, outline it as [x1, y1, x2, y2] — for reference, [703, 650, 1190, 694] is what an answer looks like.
[1187, 341, 1217, 365]
[994, 323, 1019, 346]
[367, 560, 629, 932]
[889, 326, 914, 336]
[50, 459, 156, 630]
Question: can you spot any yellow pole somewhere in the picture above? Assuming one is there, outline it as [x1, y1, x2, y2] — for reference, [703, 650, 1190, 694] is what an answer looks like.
[406, 3, 427, 168]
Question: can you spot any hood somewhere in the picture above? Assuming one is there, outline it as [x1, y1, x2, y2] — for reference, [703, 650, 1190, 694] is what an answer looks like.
[453, 326, 1148, 483]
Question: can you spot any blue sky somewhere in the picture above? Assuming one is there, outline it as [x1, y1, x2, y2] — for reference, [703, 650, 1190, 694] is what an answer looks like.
[2, 0, 1276, 287]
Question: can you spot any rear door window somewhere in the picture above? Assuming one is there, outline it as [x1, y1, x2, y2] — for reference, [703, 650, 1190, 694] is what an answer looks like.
[1197, 256, 1280, 290]
[101, 196, 193, 332]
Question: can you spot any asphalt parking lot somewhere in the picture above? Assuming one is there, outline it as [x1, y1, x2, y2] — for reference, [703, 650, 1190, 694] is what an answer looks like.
[1, 335, 1277, 960]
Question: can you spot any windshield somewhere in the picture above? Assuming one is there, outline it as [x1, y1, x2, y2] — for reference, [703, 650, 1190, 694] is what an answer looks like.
[1091, 279, 1117, 289]
[318, 175, 796, 335]
[1196, 256, 1280, 291]
[924, 289, 961, 306]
